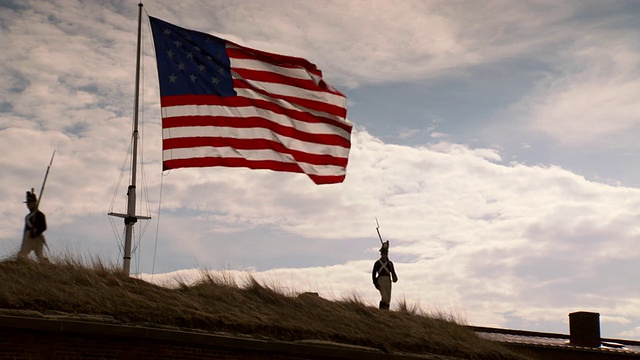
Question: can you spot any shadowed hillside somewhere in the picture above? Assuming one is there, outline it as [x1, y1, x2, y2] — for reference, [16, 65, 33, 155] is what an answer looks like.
[0, 257, 533, 359]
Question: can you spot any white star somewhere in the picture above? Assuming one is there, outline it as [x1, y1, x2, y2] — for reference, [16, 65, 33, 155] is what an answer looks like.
[163, 28, 171, 35]
[190, 74, 197, 82]
[174, 40, 182, 47]
[167, 50, 174, 58]
[211, 77, 220, 85]
[169, 74, 177, 83]
[178, 62, 185, 71]
[186, 52, 193, 59]
[198, 64, 206, 72]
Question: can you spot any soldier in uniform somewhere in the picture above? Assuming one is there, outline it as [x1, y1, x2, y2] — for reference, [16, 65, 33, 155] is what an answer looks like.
[372, 240, 398, 310]
[18, 190, 48, 262]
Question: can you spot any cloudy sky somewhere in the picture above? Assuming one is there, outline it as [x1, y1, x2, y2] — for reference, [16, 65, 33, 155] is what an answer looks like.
[2, 0, 640, 339]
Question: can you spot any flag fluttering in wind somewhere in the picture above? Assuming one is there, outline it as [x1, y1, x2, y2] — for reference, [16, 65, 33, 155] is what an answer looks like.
[149, 16, 352, 184]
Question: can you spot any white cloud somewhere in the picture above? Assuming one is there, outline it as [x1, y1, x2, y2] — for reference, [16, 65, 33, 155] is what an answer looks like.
[522, 36, 640, 147]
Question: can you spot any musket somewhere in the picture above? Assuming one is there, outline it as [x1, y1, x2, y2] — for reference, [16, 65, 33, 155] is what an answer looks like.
[375, 217, 384, 245]
[35, 150, 55, 252]
[36, 150, 56, 209]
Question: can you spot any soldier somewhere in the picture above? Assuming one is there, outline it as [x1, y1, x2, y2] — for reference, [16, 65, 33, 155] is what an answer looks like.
[18, 190, 48, 262]
[372, 240, 398, 310]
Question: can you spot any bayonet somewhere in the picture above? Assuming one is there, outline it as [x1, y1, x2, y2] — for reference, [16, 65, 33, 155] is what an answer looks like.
[36, 150, 56, 209]
[375, 217, 384, 245]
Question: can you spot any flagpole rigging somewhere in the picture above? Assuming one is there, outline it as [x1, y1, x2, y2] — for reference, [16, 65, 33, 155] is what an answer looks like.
[108, 2, 150, 276]
[124, 1, 144, 276]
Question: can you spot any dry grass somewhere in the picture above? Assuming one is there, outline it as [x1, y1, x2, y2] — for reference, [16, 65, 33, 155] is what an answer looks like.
[0, 256, 531, 360]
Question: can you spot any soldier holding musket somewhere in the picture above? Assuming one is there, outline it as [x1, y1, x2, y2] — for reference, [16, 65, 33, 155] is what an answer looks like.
[372, 219, 398, 310]
[18, 189, 48, 262]
[18, 151, 54, 262]
[372, 240, 398, 310]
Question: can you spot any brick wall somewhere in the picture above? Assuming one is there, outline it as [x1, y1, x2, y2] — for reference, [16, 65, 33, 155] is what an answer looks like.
[2, 314, 638, 360]
[0, 315, 431, 360]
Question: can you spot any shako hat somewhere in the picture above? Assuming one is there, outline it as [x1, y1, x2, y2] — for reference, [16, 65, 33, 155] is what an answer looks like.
[379, 240, 389, 254]
[24, 189, 37, 203]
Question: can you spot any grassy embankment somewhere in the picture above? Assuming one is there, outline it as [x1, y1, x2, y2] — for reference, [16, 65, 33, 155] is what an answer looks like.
[0, 257, 532, 359]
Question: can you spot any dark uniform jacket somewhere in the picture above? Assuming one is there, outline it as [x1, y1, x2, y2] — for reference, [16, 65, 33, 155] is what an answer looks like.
[24, 210, 47, 238]
[372, 258, 398, 287]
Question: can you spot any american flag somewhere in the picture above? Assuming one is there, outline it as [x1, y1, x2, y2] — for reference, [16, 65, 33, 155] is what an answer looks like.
[149, 16, 352, 185]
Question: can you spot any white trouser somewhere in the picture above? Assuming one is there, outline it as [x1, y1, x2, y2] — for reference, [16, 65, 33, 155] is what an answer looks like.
[18, 231, 47, 261]
[378, 275, 392, 304]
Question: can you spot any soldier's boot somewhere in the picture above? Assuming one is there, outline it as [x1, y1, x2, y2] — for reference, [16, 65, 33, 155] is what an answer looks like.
[379, 301, 385, 309]
[383, 301, 390, 310]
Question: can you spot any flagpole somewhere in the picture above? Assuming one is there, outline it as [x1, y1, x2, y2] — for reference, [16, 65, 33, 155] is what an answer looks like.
[109, 2, 150, 276]
[121, 2, 144, 276]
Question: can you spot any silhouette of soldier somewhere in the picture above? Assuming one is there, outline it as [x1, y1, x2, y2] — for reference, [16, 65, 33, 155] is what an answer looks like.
[372, 240, 398, 310]
[18, 190, 48, 262]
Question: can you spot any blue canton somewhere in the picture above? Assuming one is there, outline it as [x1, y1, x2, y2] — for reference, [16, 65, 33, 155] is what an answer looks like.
[149, 17, 235, 97]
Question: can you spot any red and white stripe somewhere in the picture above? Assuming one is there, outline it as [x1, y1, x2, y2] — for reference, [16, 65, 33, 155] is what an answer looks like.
[161, 42, 351, 185]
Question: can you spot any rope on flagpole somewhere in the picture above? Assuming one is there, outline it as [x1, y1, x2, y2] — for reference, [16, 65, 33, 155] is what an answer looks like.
[150, 172, 165, 281]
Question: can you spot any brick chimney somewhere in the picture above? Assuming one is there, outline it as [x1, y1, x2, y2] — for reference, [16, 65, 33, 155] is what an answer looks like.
[569, 311, 601, 347]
